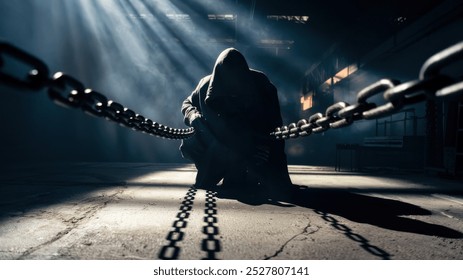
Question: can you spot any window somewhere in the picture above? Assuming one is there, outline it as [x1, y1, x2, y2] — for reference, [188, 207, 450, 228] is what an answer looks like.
[301, 93, 313, 111]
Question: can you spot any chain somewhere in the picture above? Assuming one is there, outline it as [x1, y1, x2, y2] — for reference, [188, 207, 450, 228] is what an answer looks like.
[273, 41, 463, 140]
[0, 42, 194, 140]
[2, 41, 462, 141]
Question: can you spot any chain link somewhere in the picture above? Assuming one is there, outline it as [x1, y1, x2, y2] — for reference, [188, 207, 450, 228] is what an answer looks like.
[0, 42, 49, 90]
[0, 42, 194, 140]
[273, 41, 463, 140]
[2, 40, 463, 141]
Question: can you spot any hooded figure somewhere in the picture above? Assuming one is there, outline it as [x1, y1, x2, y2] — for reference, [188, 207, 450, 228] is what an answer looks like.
[180, 48, 292, 195]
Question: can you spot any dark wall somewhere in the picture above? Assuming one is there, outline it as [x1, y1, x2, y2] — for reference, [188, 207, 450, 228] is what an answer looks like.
[285, 10, 463, 167]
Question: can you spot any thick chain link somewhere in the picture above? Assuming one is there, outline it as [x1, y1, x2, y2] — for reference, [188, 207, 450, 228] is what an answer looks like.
[0, 42, 49, 90]
[0, 42, 194, 140]
[273, 41, 463, 140]
[2, 41, 462, 141]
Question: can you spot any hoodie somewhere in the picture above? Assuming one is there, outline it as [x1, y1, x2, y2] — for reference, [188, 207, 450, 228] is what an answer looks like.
[182, 48, 282, 135]
[180, 47, 291, 186]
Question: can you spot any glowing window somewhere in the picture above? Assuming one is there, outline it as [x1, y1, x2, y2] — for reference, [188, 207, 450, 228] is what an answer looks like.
[301, 93, 313, 111]
[320, 63, 358, 92]
[334, 64, 358, 82]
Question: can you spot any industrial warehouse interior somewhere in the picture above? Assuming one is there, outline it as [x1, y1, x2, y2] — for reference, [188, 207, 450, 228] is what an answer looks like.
[1, 0, 463, 268]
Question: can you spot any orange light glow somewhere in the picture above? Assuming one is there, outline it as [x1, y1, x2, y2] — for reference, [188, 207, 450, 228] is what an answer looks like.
[301, 93, 313, 111]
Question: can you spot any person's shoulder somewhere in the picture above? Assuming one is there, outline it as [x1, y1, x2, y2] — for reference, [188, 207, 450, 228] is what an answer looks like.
[192, 75, 212, 93]
[250, 69, 269, 81]
[250, 69, 276, 91]
[198, 75, 212, 86]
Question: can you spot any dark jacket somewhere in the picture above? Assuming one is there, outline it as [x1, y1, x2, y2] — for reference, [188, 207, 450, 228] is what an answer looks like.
[181, 48, 291, 187]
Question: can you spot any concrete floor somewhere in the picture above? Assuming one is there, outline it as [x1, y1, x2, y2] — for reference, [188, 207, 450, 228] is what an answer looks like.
[0, 162, 462, 260]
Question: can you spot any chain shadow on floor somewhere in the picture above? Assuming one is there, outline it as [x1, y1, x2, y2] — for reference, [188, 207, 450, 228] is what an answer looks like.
[157, 183, 462, 259]
[290, 187, 463, 239]
[157, 187, 222, 260]
[217, 185, 463, 238]
[214, 183, 462, 259]
[217, 185, 463, 239]
[201, 190, 221, 260]
[157, 186, 197, 260]
[314, 209, 392, 259]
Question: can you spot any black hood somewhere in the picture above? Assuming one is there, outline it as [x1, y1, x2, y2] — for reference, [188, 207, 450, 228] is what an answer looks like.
[205, 48, 257, 113]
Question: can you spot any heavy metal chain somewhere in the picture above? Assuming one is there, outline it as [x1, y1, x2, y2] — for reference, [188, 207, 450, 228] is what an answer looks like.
[0, 42, 194, 140]
[2, 41, 462, 141]
[272, 41, 463, 140]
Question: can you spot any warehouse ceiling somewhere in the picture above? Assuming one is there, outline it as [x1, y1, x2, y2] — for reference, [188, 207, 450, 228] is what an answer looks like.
[160, 0, 445, 61]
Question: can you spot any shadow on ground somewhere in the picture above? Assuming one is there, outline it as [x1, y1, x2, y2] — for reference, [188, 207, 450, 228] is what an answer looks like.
[213, 184, 463, 239]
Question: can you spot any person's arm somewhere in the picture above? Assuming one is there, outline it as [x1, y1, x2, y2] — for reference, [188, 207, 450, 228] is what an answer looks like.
[181, 76, 217, 144]
[181, 80, 203, 127]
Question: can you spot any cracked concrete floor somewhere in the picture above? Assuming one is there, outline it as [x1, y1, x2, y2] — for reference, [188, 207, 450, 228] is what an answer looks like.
[0, 162, 463, 260]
